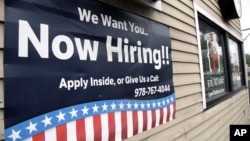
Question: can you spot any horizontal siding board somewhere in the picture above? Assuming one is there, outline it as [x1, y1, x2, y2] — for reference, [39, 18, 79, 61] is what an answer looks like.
[208, 118, 229, 141]
[192, 98, 247, 141]
[176, 93, 202, 110]
[229, 20, 242, 35]
[217, 131, 229, 141]
[195, 0, 222, 21]
[202, 0, 221, 17]
[179, 0, 194, 10]
[199, 99, 248, 141]
[172, 134, 187, 141]
[173, 74, 201, 86]
[161, 2, 195, 27]
[144, 122, 186, 141]
[229, 20, 240, 33]
[232, 19, 241, 29]
[186, 91, 248, 140]
[163, 0, 194, 18]
[151, 13, 196, 36]
[230, 20, 239, 29]
[187, 110, 230, 140]
[234, 19, 241, 27]
[232, 101, 249, 125]
[209, 0, 220, 10]
[175, 97, 243, 140]
[170, 28, 197, 45]
[239, 111, 248, 124]
[175, 90, 248, 140]
[179, 99, 245, 141]
[0, 0, 3, 22]
[175, 83, 201, 98]
[172, 51, 199, 63]
[174, 103, 203, 125]
[173, 62, 200, 74]
[216, 105, 249, 140]
[171, 39, 198, 54]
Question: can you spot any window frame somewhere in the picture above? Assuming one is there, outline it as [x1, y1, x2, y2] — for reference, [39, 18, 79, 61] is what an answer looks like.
[194, 3, 246, 109]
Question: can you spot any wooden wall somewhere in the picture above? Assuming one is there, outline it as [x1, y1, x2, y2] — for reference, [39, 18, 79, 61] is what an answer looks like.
[0, 0, 249, 140]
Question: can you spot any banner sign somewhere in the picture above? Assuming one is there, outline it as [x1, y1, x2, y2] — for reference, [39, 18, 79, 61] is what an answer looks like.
[4, 0, 176, 140]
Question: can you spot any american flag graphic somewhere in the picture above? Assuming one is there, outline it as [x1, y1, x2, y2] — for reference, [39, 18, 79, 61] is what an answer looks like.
[5, 94, 176, 141]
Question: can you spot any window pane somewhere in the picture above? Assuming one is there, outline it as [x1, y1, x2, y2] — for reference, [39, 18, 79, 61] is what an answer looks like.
[228, 38, 242, 90]
[199, 20, 226, 103]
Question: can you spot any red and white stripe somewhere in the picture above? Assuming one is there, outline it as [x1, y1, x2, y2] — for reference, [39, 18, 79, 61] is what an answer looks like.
[25, 103, 176, 141]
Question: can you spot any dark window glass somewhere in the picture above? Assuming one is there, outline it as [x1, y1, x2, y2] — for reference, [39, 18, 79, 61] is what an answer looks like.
[199, 20, 227, 103]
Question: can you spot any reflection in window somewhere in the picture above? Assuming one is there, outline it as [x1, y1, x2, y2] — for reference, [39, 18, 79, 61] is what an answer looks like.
[228, 38, 242, 90]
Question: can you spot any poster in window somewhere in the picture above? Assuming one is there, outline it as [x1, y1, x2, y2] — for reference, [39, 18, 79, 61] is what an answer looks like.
[199, 20, 227, 103]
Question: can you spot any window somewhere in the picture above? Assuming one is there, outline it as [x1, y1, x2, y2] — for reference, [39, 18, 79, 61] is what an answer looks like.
[198, 16, 245, 107]
[228, 38, 243, 90]
[199, 19, 227, 104]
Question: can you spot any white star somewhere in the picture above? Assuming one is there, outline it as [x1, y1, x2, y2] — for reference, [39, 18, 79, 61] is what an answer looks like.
[162, 100, 166, 106]
[102, 103, 108, 111]
[69, 108, 78, 118]
[152, 102, 156, 108]
[166, 99, 170, 104]
[140, 102, 145, 109]
[157, 101, 161, 107]
[127, 102, 132, 109]
[42, 115, 52, 127]
[56, 111, 66, 122]
[111, 102, 116, 110]
[8, 129, 21, 141]
[26, 121, 37, 134]
[134, 102, 139, 109]
[119, 102, 125, 110]
[82, 106, 89, 115]
[147, 102, 151, 108]
[92, 104, 99, 113]
[171, 96, 174, 102]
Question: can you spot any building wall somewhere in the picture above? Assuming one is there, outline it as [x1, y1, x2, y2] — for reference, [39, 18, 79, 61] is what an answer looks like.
[99, 0, 250, 141]
[0, 0, 249, 140]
